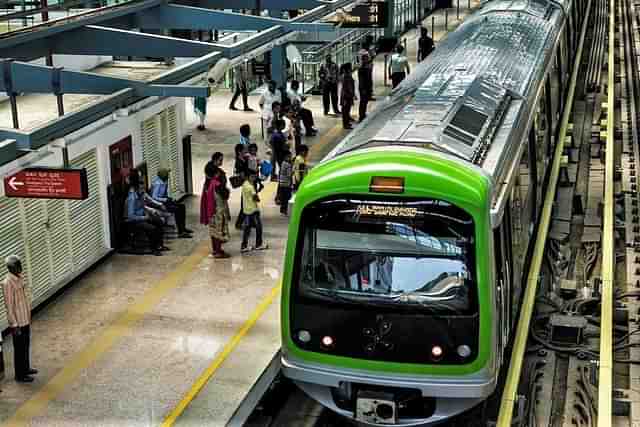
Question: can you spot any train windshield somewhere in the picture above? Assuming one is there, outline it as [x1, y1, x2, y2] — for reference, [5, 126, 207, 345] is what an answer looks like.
[297, 198, 477, 314]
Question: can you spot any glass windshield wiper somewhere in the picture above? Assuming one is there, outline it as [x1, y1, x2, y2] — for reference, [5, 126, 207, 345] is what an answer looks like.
[389, 292, 465, 314]
[308, 288, 399, 306]
[306, 287, 365, 303]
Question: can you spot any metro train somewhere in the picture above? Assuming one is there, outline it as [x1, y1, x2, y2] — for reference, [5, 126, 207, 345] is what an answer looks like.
[279, 0, 585, 424]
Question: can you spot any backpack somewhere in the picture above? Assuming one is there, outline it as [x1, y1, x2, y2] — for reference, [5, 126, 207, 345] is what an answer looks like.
[260, 160, 273, 179]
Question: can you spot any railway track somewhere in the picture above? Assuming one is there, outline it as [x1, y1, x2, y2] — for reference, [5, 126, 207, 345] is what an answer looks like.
[496, 0, 640, 423]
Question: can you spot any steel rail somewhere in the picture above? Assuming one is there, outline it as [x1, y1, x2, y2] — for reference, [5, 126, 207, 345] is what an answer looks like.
[495, 0, 593, 424]
[597, 0, 616, 418]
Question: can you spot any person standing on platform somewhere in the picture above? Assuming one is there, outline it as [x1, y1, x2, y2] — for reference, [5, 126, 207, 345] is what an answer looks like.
[319, 55, 340, 115]
[229, 65, 253, 112]
[292, 144, 309, 191]
[264, 101, 282, 137]
[233, 144, 249, 230]
[277, 151, 293, 216]
[206, 165, 232, 259]
[241, 172, 269, 253]
[287, 109, 303, 154]
[194, 97, 207, 131]
[268, 119, 288, 179]
[340, 63, 356, 129]
[417, 27, 435, 62]
[239, 124, 252, 147]
[150, 168, 193, 238]
[389, 45, 410, 89]
[3, 255, 37, 383]
[359, 36, 376, 100]
[357, 54, 373, 122]
[259, 80, 282, 130]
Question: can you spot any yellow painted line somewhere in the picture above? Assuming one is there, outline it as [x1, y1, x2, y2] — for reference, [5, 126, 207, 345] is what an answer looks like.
[161, 283, 281, 427]
[7, 182, 279, 427]
[598, 0, 616, 418]
[496, 0, 592, 424]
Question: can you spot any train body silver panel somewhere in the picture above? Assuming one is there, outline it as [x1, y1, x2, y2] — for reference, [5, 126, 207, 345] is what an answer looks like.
[323, 0, 566, 224]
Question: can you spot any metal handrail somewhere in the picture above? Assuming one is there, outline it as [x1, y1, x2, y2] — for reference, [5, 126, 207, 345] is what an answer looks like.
[495, 0, 593, 424]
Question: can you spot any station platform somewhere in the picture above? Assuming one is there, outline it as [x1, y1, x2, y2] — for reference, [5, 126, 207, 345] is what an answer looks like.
[0, 5, 477, 426]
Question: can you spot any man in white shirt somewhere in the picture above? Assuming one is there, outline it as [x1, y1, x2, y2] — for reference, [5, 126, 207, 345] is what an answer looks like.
[287, 80, 317, 136]
[259, 80, 282, 121]
[388, 44, 411, 89]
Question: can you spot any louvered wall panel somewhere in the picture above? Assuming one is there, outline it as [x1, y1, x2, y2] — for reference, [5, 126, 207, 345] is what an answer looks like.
[141, 116, 161, 182]
[46, 199, 73, 284]
[68, 150, 106, 270]
[21, 199, 52, 302]
[166, 105, 184, 198]
[0, 197, 28, 325]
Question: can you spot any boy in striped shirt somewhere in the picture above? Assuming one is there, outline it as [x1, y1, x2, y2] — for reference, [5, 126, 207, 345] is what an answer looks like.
[277, 151, 293, 216]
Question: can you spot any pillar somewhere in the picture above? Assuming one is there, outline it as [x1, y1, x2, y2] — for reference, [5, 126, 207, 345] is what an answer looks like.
[385, 0, 395, 37]
[270, 44, 287, 88]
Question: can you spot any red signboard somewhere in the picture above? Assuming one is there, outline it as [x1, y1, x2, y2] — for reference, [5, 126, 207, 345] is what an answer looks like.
[3, 168, 89, 200]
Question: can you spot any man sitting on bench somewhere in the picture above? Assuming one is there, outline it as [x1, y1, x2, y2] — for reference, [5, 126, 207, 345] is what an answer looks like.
[125, 171, 168, 256]
[150, 168, 193, 238]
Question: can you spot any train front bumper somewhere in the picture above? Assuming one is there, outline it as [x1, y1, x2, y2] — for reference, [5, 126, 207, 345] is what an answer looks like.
[281, 353, 497, 426]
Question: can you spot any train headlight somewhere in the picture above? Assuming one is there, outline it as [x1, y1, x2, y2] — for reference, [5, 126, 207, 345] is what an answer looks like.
[457, 345, 472, 358]
[321, 335, 335, 348]
[297, 330, 311, 343]
[431, 345, 444, 361]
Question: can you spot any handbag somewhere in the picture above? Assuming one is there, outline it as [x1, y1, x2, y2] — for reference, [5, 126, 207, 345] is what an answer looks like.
[229, 175, 244, 189]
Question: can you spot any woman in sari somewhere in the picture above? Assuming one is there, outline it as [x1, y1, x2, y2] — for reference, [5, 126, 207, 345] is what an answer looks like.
[200, 154, 231, 258]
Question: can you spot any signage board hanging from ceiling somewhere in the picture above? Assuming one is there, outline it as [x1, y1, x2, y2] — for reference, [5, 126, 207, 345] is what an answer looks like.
[335, 1, 389, 28]
[3, 168, 89, 200]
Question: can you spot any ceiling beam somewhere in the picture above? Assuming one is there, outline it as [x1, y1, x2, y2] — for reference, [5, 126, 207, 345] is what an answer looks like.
[179, 0, 325, 9]
[50, 25, 221, 57]
[0, 0, 163, 51]
[137, 4, 334, 32]
[0, 60, 210, 97]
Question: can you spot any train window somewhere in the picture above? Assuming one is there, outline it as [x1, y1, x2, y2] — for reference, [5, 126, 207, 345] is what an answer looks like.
[295, 197, 478, 315]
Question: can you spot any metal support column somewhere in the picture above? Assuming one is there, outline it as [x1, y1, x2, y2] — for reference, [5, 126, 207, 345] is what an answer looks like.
[52, 67, 64, 116]
[270, 44, 286, 88]
[2, 60, 19, 129]
[385, 0, 395, 37]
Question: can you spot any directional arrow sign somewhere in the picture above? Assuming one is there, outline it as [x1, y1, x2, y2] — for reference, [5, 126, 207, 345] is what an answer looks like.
[8, 176, 24, 191]
[3, 168, 89, 200]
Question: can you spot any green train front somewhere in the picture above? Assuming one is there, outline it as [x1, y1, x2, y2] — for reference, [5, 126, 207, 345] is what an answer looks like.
[280, 148, 496, 425]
